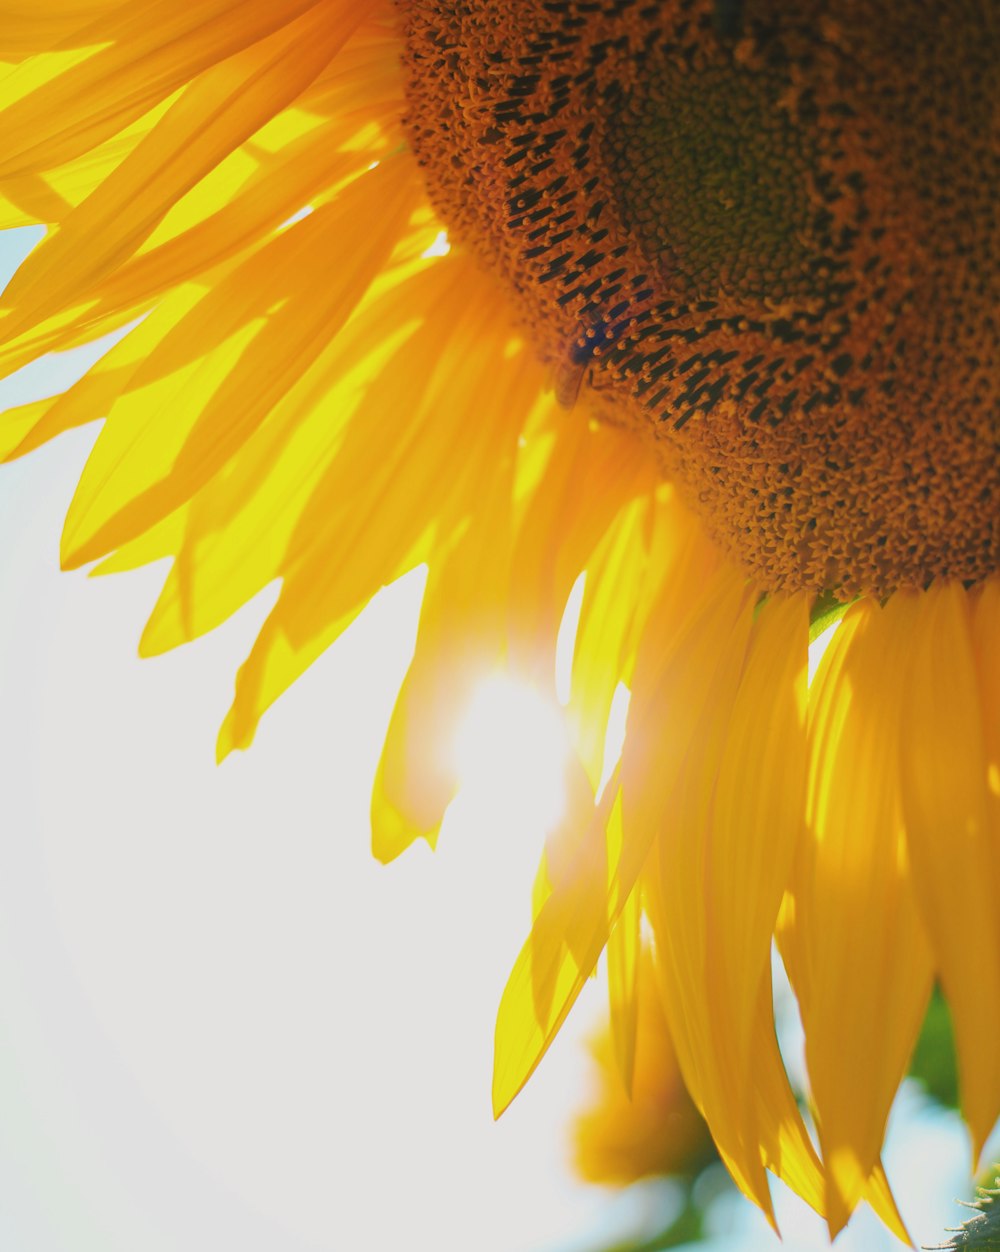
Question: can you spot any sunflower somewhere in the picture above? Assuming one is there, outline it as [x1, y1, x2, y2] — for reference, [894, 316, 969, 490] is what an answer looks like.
[0, 0, 996, 1241]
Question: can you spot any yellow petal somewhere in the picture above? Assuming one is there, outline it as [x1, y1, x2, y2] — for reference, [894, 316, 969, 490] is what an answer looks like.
[493, 778, 617, 1117]
[508, 414, 650, 680]
[971, 577, 1000, 850]
[566, 492, 654, 787]
[138, 258, 438, 654]
[606, 806, 640, 1095]
[1, 283, 200, 463]
[781, 599, 933, 1234]
[864, 1162, 912, 1247]
[60, 154, 421, 568]
[899, 581, 1000, 1157]
[221, 258, 546, 755]
[620, 560, 823, 1228]
[0, 0, 337, 177]
[0, 2, 366, 339]
[371, 465, 517, 858]
[706, 592, 808, 1080]
[0, 108, 164, 228]
[0, 3, 122, 62]
[216, 587, 393, 760]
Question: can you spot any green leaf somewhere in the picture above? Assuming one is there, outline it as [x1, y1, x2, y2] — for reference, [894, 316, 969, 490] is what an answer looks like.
[926, 1173, 1000, 1249]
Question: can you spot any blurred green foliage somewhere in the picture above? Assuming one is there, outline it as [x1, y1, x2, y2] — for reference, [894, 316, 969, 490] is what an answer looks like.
[596, 1192, 705, 1252]
[909, 986, 960, 1111]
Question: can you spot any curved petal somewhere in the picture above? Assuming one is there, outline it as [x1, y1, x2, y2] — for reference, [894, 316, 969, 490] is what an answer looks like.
[780, 599, 933, 1234]
[900, 580, 1000, 1157]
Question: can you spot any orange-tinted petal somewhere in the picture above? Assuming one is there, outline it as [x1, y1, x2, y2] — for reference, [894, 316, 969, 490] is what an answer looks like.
[899, 581, 1000, 1158]
[780, 600, 933, 1234]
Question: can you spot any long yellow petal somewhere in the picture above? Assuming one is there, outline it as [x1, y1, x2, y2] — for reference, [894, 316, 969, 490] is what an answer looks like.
[221, 258, 544, 756]
[0, 109, 164, 228]
[371, 352, 539, 857]
[60, 154, 421, 567]
[492, 777, 617, 1117]
[139, 264, 436, 653]
[776, 893, 912, 1242]
[508, 415, 650, 681]
[782, 599, 933, 1234]
[678, 591, 828, 1219]
[0, 0, 335, 176]
[566, 492, 655, 787]
[0, 3, 121, 61]
[899, 581, 1000, 1158]
[0, 3, 361, 340]
[706, 592, 808, 1082]
[606, 807, 641, 1095]
[0, 281, 200, 462]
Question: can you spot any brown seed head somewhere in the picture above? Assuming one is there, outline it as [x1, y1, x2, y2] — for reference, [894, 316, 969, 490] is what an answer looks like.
[399, 0, 999, 597]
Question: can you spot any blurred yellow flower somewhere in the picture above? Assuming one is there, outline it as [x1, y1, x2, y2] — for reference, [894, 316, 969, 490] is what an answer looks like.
[573, 949, 714, 1187]
[0, 1, 996, 1242]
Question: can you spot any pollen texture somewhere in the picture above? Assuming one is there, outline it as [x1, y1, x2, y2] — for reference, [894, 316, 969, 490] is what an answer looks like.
[399, 0, 999, 597]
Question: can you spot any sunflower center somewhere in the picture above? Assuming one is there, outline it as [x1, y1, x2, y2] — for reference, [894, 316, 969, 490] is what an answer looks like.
[611, 63, 815, 304]
[399, 0, 999, 597]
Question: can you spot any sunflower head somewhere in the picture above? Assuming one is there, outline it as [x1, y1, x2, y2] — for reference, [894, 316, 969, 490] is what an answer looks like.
[400, 0, 998, 597]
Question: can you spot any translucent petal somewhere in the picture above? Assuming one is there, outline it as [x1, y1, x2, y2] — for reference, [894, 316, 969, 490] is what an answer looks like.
[706, 593, 808, 1078]
[899, 581, 1000, 1157]
[0, 3, 361, 339]
[781, 600, 933, 1233]
[371, 353, 541, 857]
[639, 573, 775, 1218]
[493, 779, 617, 1117]
[606, 821, 640, 1096]
[0, 0, 342, 176]
[60, 155, 421, 567]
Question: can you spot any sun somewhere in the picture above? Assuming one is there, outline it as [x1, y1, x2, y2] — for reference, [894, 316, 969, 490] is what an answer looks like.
[452, 674, 571, 843]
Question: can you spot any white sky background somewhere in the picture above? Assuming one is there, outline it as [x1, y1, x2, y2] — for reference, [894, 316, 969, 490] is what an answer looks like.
[0, 226, 984, 1252]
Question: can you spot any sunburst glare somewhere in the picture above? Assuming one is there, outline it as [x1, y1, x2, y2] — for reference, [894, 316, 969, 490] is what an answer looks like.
[452, 675, 569, 841]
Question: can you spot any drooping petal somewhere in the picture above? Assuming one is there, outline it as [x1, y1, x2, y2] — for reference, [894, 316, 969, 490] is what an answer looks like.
[899, 580, 1000, 1158]
[507, 414, 651, 683]
[705, 592, 809, 1087]
[218, 256, 551, 759]
[971, 578, 1000, 851]
[640, 576, 824, 1224]
[493, 499, 725, 1117]
[566, 490, 656, 788]
[370, 351, 542, 858]
[493, 776, 616, 1117]
[0, 282, 199, 461]
[605, 814, 641, 1095]
[780, 599, 934, 1234]
[573, 944, 714, 1185]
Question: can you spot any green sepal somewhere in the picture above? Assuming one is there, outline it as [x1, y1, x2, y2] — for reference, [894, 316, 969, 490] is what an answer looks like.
[927, 1173, 1000, 1249]
[808, 589, 855, 642]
